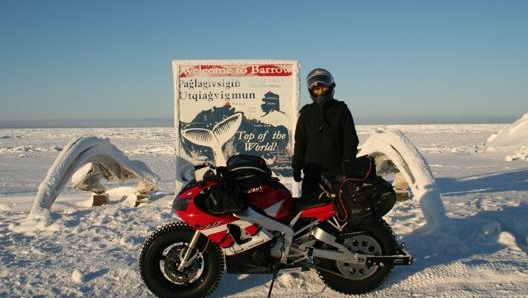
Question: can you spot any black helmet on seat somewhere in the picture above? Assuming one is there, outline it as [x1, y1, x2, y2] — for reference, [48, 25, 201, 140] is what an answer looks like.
[307, 68, 335, 105]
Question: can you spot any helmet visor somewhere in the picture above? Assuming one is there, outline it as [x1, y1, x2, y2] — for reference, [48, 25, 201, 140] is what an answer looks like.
[308, 74, 333, 90]
[310, 84, 331, 97]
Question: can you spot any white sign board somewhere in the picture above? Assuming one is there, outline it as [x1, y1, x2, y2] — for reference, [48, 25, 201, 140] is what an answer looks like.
[172, 60, 300, 194]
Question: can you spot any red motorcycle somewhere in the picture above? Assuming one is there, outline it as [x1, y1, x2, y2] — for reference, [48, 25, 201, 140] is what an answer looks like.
[139, 154, 412, 298]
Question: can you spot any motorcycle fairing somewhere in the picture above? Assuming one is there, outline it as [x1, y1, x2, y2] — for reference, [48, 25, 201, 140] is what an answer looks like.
[245, 183, 293, 219]
[199, 219, 266, 250]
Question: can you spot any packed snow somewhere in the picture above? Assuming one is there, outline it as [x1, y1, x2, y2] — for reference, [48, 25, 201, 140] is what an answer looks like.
[1, 118, 527, 297]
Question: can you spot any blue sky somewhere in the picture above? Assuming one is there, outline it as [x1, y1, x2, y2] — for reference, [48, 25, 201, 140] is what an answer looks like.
[1, 0, 527, 125]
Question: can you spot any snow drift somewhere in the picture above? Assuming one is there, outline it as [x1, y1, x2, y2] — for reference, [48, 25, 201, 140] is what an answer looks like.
[486, 113, 528, 161]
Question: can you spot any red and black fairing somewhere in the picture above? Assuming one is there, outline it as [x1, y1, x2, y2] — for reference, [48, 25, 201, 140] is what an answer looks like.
[173, 179, 247, 249]
[245, 180, 293, 220]
[172, 178, 337, 254]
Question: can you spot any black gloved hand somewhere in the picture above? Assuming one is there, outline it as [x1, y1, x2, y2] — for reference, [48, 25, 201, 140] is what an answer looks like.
[293, 170, 302, 182]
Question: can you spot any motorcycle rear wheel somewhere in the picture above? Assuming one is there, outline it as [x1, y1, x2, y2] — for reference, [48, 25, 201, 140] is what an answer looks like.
[139, 221, 224, 298]
[314, 219, 397, 294]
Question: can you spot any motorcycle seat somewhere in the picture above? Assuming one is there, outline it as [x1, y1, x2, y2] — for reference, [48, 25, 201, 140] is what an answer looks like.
[291, 191, 331, 215]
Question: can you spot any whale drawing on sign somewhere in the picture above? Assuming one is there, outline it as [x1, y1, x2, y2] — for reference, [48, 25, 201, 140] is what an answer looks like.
[181, 112, 243, 166]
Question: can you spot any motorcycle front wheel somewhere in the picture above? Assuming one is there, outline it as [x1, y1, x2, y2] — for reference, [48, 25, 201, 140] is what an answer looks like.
[314, 219, 398, 294]
[139, 221, 225, 298]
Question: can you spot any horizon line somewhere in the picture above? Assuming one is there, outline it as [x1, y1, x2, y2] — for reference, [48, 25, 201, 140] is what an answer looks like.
[0, 115, 519, 129]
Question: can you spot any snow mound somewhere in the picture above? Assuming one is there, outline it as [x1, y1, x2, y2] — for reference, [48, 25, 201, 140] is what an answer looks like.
[486, 113, 528, 161]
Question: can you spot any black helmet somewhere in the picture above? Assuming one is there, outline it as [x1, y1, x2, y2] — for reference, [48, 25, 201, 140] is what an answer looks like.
[307, 68, 335, 105]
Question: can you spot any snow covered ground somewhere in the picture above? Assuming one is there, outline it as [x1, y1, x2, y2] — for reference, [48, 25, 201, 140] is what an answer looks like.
[1, 120, 527, 297]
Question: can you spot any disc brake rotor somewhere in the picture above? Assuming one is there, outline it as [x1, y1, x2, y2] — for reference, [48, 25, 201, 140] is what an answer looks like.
[160, 242, 204, 285]
[336, 234, 382, 280]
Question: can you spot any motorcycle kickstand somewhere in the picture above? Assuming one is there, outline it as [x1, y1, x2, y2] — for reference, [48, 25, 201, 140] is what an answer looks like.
[267, 265, 280, 298]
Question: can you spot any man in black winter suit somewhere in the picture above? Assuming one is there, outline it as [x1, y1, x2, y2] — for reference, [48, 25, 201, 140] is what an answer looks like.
[292, 68, 359, 195]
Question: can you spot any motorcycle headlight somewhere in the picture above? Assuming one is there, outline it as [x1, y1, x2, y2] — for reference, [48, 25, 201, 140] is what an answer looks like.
[172, 197, 191, 211]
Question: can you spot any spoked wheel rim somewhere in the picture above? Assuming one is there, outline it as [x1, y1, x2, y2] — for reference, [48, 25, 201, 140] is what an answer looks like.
[160, 242, 205, 285]
[336, 234, 382, 280]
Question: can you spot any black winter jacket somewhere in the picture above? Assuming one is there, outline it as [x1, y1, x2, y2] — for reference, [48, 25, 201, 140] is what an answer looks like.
[292, 99, 359, 175]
